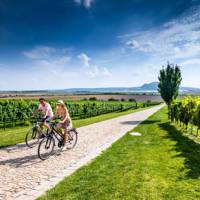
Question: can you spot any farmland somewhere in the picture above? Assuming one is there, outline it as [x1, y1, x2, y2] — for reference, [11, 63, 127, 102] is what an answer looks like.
[0, 99, 158, 148]
[0, 92, 163, 102]
[0, 99, 159, 129]
[170, 96, 200, 134]
[38, 107, 200, 200]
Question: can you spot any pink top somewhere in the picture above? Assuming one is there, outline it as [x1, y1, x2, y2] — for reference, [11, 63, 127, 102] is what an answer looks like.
[38, 103, 53, 118]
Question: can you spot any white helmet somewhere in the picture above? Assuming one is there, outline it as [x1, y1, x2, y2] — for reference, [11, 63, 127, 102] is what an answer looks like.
[57, 100, 65, 105]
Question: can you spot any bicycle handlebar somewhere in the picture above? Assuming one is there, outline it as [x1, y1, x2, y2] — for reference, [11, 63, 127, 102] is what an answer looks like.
[49, 121, 57, 126]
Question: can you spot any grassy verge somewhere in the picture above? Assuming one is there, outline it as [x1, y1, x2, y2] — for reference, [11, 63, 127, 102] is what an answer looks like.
[0, 106, 152, 148]
[38, 107, 200, 200]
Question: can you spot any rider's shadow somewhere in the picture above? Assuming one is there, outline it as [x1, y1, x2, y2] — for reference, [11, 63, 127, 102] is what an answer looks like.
[0, 154, 40, 168]
[1, 143, 28, 153]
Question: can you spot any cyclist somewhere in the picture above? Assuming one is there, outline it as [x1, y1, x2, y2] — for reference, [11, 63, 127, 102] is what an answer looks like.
[33, 98, 54, 133]
[53, 100, 72, 150]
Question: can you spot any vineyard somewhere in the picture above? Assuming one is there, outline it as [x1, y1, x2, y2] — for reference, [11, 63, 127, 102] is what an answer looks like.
[0, 99, 158, 129]
[170, 96, 200, 134]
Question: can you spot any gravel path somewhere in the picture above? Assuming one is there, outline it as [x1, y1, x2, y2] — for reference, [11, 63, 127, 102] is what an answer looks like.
[0, 104, 164, 200]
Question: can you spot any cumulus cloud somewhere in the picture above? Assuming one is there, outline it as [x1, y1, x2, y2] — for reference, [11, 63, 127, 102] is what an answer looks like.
[123, 6, 200, 60]
[126, 40, 139, 49]
[78, 53, 112, 78]
[74, 0, 94, 8]
[78, 53, 91, 67]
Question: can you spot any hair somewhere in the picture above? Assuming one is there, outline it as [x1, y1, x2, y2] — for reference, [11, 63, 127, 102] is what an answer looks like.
[39, 98, 45, 101]
[60, 103, 66, 109]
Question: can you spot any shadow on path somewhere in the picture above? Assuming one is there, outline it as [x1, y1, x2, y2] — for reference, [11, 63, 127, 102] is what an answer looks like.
[1, 143, 28, 152]
[0, 154, 40, 168]
[120, 121, 141, 125]
[121, 120, 160, 125]
[159, 122, 200, 179]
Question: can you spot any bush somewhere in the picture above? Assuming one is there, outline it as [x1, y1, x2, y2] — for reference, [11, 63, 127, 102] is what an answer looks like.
[170, 96, 200, 133]
[108, 98, 119, 101]
[89, 97, 97, 101]
[129, 98, 136, 102]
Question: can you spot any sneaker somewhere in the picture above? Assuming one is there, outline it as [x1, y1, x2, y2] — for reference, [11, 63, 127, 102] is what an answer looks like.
[62, 146, 68, 151]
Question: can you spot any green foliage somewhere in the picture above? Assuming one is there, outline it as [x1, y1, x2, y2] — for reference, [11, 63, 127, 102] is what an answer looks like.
[0, 106, 150, 148]
[38, 108, 200, 200]
[129, 98, 136, 102]
[0, 99, 157, 129]
[170, 96, 200, 133]
[89, 97, 97, 101]
[158, 63, 182, 106]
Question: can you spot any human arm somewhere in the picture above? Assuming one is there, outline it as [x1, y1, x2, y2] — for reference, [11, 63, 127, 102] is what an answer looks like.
[32, 108, 39, 116]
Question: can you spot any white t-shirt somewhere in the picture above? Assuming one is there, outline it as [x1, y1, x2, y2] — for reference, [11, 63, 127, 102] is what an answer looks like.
[38, 103, 53, 118]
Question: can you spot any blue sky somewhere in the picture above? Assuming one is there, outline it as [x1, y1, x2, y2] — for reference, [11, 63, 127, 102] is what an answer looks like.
[0, 0, 200, 90]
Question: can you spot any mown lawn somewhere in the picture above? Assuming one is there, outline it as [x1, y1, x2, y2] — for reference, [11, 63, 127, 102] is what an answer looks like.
[0, 106, 149, 148]
[38, 107, 200, 200]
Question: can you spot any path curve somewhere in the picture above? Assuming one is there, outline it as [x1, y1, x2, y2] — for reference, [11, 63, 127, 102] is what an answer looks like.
[0, 104, 164, 200]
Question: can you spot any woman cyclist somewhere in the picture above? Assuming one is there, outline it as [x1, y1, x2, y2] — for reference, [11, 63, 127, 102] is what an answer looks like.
[53, 100, 72, 150]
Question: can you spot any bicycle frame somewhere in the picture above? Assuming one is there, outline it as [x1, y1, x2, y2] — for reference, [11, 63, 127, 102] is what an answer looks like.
[49, 125, 65, 146]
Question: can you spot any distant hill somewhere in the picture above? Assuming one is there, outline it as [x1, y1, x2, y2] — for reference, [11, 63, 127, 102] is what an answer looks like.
[60, 82, 200, 94]
[1, 82, 200, 94]
[139, 82, 159, 90]
[134, 82, 200, 93]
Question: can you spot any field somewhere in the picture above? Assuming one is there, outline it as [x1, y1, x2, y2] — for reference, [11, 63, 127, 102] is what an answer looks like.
[38, 107, 200, 200]
[0, 92, 163, 102]
[0, 98, 158, 147]
[0, 98, 159, 129]
[170, 96, 200, 136]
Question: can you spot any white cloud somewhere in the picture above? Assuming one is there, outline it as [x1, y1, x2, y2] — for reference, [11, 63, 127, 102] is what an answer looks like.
[86, 65, 99, 77]
[22, 46, 71, 68]
[74, 0, 94, 8]
[83, 0, 94, 8]
[126, 40, 139, 49]
[78, 53, 91, 67]
[22, 46, 56, 60]
[123, 6, 200, 60]
[102, 67, 112, 77]
[78, 52, 112, 78]
[180, 58, 200, 66]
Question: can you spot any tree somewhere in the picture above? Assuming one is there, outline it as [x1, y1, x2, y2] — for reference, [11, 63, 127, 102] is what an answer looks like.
[158, 63, 182, 112]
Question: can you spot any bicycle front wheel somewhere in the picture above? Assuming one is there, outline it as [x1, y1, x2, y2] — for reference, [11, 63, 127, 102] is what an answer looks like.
[67, 129, 78, 149]
[38, 135, 55, 160]
[25, 127, 40, 148]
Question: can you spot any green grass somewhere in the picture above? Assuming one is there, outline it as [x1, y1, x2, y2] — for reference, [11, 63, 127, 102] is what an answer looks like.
[0, 106, 150, 148]
[38, 107, 200, 200]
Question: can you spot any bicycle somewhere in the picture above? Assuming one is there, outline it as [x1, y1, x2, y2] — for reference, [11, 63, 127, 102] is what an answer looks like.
[38, 122, 78, 160]
[25, 119, 49, 148]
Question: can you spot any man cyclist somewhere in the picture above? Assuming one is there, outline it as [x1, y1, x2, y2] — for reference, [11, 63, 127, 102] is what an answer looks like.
[33, 98, 54, 134]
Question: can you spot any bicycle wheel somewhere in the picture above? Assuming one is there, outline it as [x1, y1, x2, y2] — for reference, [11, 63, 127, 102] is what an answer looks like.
[67, 129, 78, 149]
[38, 135, 55, 160]
[25, 127, 40, 148]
